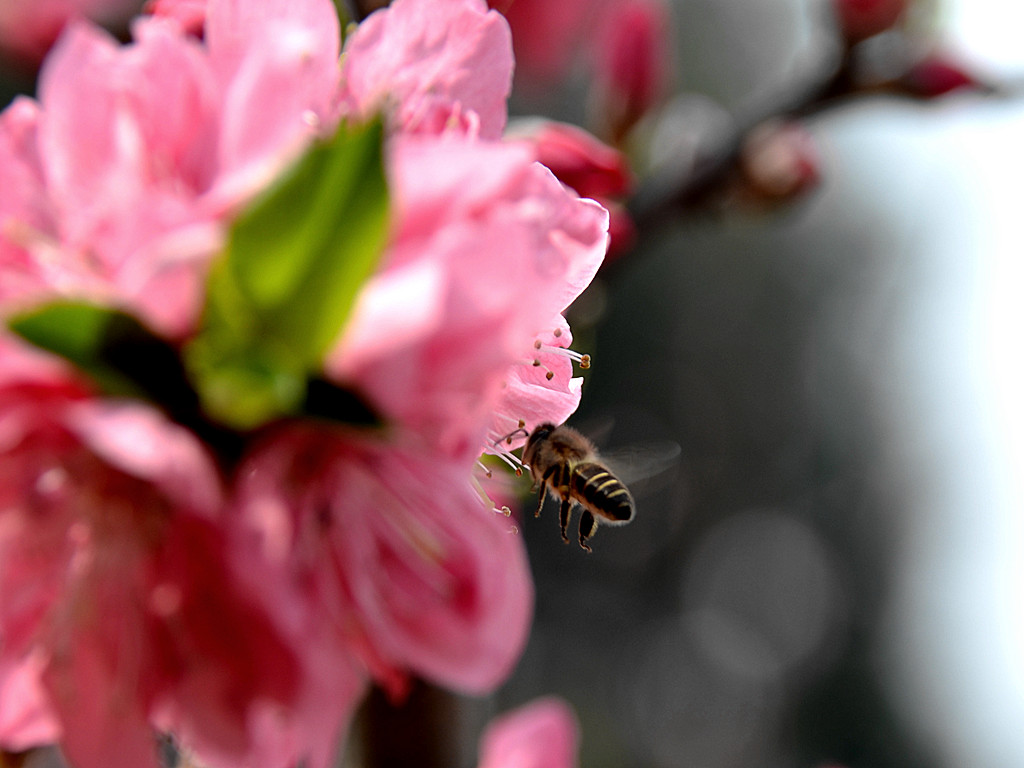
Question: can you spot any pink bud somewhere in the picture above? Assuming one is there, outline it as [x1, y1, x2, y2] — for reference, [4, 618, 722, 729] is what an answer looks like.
[529, 121, 634, 199]
[521, 120, 636, 260]
[593, 0, 670, 141]
[902, 53, 985, 97]
[739, 120, 820, 203]
[834, 0, 910, 43]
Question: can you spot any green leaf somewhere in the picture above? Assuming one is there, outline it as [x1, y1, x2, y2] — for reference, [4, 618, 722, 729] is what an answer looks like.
[185, 117, 390, 430]
[9, 301, 176, 400]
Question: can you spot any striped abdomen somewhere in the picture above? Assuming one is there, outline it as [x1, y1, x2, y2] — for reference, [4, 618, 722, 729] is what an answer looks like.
[570, 462, 634, 524]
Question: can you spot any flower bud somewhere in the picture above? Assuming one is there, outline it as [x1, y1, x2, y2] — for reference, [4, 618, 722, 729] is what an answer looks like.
[901, 53, 987, 97]
[834, 0, 909, 44]
[592, 0, 670, 142]
[518, 120, 636, 259]
[529, 120, 634, 199]
[739, 120, 820, 205]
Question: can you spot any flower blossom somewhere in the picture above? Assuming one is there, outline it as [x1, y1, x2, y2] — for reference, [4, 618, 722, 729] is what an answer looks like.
[334, 0, 608, 461]
[328, 135, 607, 462]
[0, 0, 137, 65]
[0, 0, 341, 335]
[0, 0, 610, 764]
[0, 338, 299, 768]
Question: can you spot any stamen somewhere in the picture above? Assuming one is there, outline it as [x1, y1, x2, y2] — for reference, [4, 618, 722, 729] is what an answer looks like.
[531, 336, 593, 371]
[487, 429, 528, 476]
[471, 475, 517, 521]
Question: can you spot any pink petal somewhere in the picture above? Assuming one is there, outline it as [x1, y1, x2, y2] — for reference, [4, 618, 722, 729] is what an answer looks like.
[489, 318, 584, 453]
[478, 697, 580, 768]
[43, 639, 160, 768]
[65, 401, 223, 516]
[340, 0, 513, 138]
[0, 650, 61, 751]
[233, 428, 533, 695]
[332, 446, 533, 692]
[208, 0, 341, 206]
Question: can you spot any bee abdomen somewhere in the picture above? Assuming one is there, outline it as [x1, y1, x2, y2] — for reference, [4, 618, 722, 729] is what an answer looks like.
[572, 462, 634, 523]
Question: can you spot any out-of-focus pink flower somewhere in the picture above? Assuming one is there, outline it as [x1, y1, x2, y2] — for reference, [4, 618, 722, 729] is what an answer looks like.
[478, 697, 580, 768]
[833, 0, 909, 43]
[593, 0, 670, 142]
[489, 0, 598, 87]
[0, 338, 299, 768]
[0, 0, 138, 65]
[2, 0, 611, 762]
[0, 0, 340, 336]
[328, 135, 608, 461]
[144, 0, 206, 35]
[339, 0, 513, 139]
[230, 425, 533, 701]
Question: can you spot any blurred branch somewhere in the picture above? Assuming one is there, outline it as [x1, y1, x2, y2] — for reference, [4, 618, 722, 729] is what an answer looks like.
[357, 682, 463, 768]
[627, 39, 1008, 230]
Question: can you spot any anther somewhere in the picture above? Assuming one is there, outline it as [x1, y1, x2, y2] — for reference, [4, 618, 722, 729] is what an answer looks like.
[533, 342, 592, 371]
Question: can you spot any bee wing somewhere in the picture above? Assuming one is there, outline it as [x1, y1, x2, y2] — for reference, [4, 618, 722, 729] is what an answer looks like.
[599, 440, 683, 497]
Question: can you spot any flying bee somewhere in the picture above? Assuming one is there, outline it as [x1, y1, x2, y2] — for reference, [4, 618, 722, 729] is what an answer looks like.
[521, 422, 635, 552]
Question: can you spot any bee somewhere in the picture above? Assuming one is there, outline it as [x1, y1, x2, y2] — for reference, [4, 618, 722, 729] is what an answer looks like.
[521, 422, 635, 552]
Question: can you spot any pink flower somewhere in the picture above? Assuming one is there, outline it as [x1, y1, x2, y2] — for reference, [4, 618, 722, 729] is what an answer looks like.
[230, 424, 533, 698]
[339, 0, 514, 139]
[492, 0, 670, 141]
[328, 135, 608, 462]
[0, 338, 300, 768]
[478, 697, 580, 768]
[0, 0, 341, 336]
[489, 0, 599, 87]
[1, 0, 612, 762]
[0, 0, 137, 65]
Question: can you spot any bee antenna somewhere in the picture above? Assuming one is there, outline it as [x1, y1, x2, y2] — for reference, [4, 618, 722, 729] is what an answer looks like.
[493, 426, 529, 447]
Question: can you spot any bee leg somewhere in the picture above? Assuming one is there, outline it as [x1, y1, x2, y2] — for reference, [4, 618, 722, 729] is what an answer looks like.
[578, 511, 597, 553]
[536, 466, 559, 518]
[559, 497, 572, 543]
[534, 485, 547, 518]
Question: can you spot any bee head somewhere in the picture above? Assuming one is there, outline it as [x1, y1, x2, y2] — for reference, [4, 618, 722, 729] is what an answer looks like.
[523, 422, 556, 459]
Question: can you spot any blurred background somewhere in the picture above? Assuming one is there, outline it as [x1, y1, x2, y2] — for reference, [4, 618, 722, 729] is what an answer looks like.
[2, 0, 1022, 767]
[487, 1, 1024, 767]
